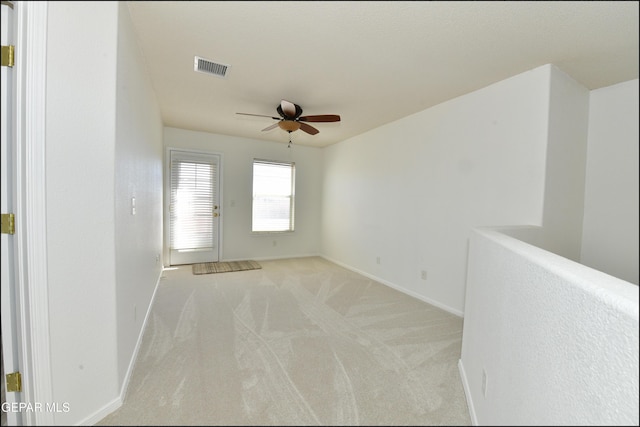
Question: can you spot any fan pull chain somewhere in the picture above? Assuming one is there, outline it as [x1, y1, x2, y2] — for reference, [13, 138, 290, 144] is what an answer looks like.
[288, 131, 292, 148]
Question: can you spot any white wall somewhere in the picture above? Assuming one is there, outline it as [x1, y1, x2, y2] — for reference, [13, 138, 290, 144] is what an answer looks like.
[459, 75, 638, 424]
[163, 127, 323, 263]
[45, 2, 119, 425]
[539, 66, 590, 260]
[114, 1, 164, 397]
[460, 227, 639, 425]
[321, 65, 552, 315]
[45, 2, 164, 425]
[581, 79, 639, 285]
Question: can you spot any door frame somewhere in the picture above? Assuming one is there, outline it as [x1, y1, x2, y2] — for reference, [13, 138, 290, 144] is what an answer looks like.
[164, 147, 224, 266]
[1, 2, 54, 425]
[1, 1, 20, 424]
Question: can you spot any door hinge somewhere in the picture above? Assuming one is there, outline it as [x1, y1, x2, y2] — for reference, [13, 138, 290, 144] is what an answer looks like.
[1, 213, 15, 234]
[1, 44, 15, 67]
[6, 372, 22, 392]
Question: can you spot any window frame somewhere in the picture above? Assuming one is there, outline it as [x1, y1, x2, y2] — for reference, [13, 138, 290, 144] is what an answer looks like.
[251, 158, 296, 233]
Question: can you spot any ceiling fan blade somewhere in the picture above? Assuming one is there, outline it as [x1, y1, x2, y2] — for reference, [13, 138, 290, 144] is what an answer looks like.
[298, 114, 341, 123]
[236, 112, 280, 120]
[281, 99, 298, 118]
[261, 122, 280, 132]
[299, 122, 319, 135]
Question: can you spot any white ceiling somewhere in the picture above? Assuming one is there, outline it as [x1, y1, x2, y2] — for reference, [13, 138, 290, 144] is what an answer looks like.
[126, 1, 639, 147]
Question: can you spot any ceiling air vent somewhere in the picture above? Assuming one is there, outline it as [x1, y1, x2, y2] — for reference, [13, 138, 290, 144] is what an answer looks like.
[194, 56, 230, 78]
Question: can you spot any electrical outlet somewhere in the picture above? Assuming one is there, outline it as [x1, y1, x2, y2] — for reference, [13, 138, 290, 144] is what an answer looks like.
[482, 368, 488, 397]
[421, 270, 427, 280]
[376, 256, 381, 264]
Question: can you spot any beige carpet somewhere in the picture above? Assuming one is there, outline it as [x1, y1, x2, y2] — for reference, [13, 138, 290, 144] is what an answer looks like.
[96, 257, 470, 426]
[193, 260, 262, 275]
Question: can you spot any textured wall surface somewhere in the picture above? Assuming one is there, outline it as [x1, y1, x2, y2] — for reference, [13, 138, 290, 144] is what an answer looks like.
[460, 227, 639, 425]
[45, 3, 120, 425]
[581, 79, 639, 284]
[322, 65, 550, 316]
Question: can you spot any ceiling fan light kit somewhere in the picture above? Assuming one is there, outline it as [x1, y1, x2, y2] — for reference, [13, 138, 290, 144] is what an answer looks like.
[278, 120, 301, 132]
[237, 100, 340, 142]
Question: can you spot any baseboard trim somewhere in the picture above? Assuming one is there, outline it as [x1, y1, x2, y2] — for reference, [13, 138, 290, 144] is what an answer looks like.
[120, 268, 164, 400]
[223, 253, 321, 262]
[74, 396, 122, 426]
[79, 268, 164, 425]
[320, 255, 464, 317]
[458, 359, 478, 426]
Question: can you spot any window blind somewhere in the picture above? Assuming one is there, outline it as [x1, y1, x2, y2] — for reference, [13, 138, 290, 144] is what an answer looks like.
[252, 159, 295, 232]
[170, 153, 217, 250]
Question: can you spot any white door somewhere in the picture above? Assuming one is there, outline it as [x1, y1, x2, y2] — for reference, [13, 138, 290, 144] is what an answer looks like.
[169, 150, 221, 265]
[1, 1, 23, 425]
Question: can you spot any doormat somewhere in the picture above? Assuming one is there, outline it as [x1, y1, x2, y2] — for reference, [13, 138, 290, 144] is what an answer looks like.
[192, 260, 262, 275]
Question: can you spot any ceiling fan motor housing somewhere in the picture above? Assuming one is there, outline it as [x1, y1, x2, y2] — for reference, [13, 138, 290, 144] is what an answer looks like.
[277, 103, 303, 119]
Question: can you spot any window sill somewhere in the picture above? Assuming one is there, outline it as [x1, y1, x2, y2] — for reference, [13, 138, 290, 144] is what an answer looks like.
[251, 230, 295, 235]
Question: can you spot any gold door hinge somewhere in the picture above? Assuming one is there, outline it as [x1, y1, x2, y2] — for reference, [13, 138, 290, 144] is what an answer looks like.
[1, 44, 15, 67]
[6, 372, 22, 392]
[1, 213, 15, 234]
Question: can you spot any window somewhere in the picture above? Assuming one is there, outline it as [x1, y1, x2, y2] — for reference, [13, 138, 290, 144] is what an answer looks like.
[252, 159, 295, 232]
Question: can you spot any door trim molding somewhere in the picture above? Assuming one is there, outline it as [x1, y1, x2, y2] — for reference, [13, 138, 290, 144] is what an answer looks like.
[164, 147, 224, 266]
[15, 1, 54, 424]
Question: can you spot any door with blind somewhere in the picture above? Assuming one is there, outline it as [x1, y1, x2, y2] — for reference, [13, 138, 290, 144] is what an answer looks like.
[169, 150, 220, 265]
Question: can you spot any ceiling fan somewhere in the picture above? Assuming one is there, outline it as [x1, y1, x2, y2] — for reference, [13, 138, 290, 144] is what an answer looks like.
[236, 99, 340, 136]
